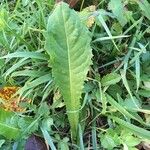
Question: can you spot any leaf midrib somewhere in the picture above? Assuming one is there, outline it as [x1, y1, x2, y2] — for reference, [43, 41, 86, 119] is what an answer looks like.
[61, 6, 73, 106]
[0, 122, 20, 131]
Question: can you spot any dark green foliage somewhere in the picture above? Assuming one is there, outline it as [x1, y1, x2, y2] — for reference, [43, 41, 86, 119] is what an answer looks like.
[0, 0, 150, 149]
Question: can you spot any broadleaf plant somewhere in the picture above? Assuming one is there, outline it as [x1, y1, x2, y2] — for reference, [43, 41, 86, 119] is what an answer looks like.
[45, 2, 92, 139]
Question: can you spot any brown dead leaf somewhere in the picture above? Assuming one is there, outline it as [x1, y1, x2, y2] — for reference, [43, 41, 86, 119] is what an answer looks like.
[137, 141, 150, 150]
[0, 86, 30, 112]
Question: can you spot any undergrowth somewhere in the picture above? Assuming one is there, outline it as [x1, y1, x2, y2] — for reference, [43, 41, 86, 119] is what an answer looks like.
[0, 0, 150, 149]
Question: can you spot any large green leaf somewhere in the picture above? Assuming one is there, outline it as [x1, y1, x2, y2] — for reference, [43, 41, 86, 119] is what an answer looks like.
[45, 2, 92, 139]
[0, 109, 21, 139]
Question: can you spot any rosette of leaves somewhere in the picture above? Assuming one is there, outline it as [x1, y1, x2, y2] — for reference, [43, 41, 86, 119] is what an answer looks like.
[45, 2, 92, 140]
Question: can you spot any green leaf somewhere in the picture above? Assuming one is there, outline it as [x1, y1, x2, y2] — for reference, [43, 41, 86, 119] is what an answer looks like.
[45, 2, 92, 139]
[97, 14, 119, 51]
[122, 135, 140, 147]
[4, 58, 30, 78]
[92, 122, 97, 150]
[108, 0, 127, 26]
[144, 81, 150, 89]
[123, 97, 141, 111]
[0, 140, 5, 148]
[138, 89, 150, 98]
[42, 118, 53, 132]
[101, 73, 121, 87]
[135, 54, 140, 91]
[120, 70, 138, 108]
[106, 94, 143, 123]
[11, 70, 46, 78]
[136, 0, 150, 21]
[22, 0, 29, 6]
[0, 59, 4, 70]
[110, 116, 150, 139]
[37, 102, 50, 116]
[0, 9, 7, 31]
[0, 52, 48, 60]
[41, 127, 56, 150]
[78, 124, 84, 150]
[107, 84, 122, 99]
[57, 136, 69, 150]
[59, 138, 69, 150]
[0, 109, 21, 139]
[17, 74, 52, 96]
[101, 134, 117, 150]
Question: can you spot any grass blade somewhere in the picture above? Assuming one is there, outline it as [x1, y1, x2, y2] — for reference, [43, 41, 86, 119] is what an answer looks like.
[41, 127, 56, 150]
[97, 13, 119, 51]
[110, 116, 150, 139]
[0, 52, 48, 60]
[78, 124, 84, 150]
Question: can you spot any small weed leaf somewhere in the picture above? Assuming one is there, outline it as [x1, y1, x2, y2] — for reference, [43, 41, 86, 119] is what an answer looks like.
[101, 73, 121, 87]
[0, 109, 21, 139]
